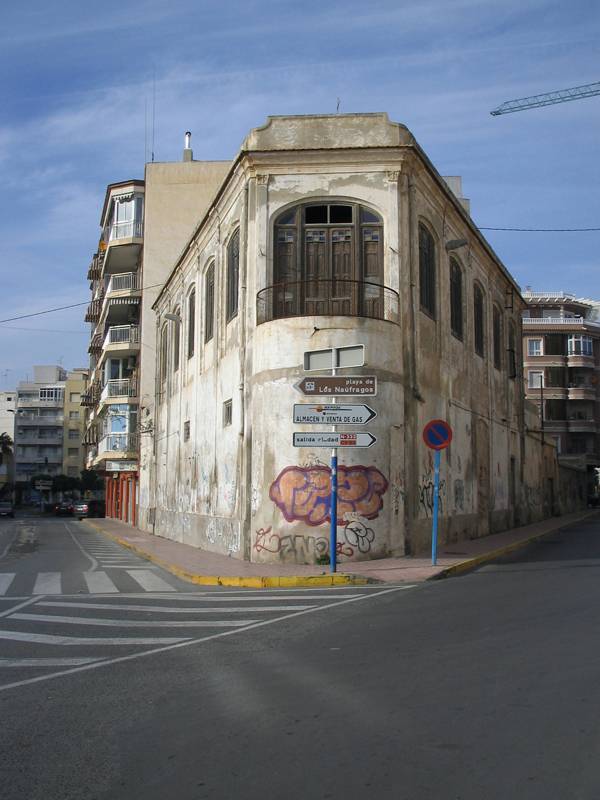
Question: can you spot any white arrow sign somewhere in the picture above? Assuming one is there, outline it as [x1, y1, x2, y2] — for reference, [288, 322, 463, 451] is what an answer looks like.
[293, 404, 377, 425]
[293, 432, 377, 448]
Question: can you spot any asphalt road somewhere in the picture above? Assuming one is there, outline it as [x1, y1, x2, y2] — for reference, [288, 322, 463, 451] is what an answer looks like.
[1, 512, 600, 799]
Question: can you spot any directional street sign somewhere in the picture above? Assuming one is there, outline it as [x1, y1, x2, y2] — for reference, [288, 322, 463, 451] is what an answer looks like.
[295, 376, 377, 397]
[293, 404, 377, 425]
[293, 432, 377, 448]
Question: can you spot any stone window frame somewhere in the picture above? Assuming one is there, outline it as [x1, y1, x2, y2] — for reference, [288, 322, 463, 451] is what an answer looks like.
[204, 260, 215, 344]
[449, 256, 464, 341]
[418, 221, 437, 320]
[473, 281, 486, 358]
[492, 303, 504, 370]
[226, 228, 240, 322]
[187, 287, 196, 359]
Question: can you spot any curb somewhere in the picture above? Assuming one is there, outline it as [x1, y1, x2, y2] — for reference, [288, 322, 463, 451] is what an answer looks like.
[81, 520, 370, 588]
[430, 510, 599, 580]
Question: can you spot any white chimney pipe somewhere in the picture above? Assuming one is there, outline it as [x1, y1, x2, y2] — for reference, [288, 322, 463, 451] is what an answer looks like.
[184, 131, 191, 149]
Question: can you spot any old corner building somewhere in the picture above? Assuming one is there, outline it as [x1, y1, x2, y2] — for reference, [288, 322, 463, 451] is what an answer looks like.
[125, 112, 586, 564]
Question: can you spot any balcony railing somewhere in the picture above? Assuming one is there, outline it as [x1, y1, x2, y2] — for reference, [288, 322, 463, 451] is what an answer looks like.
[523, 291, 575, 300]
[103, 325, 140, 348]
[103, 220, 143, 243]
[107, 272, 140, 293]
[100, 378, 138, 400]
[98, 432, 139, 455]
[85, 296, 104, 323]
[257, 280, 400, 325]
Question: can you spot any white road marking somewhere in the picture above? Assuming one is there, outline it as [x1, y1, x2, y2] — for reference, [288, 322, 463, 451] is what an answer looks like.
[0, 630, 190, 645]
[0, 585, 411, 692]
[0, 574, 16, 595]
[0, 657, 100, 667]
[64, 524, 97, 571]
[0, 596, 42, 619]
[37, 601, 315, 613]
[33, 573, 61, 594]
[13, 613, 259, 628]
[83, 572, 119, 594]
[127, 570, 175, 592]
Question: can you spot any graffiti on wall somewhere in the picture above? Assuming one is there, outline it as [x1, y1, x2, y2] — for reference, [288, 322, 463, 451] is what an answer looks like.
[254, 521, 375, 560]
[418, 455, 446, 518]
[269, 465, 388, 527]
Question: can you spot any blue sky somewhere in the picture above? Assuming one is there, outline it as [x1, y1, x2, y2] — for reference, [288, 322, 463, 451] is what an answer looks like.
[1, 0, 600, 387]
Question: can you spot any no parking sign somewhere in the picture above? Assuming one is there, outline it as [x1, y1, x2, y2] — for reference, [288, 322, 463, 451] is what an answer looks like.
[422, 419, 453, 566]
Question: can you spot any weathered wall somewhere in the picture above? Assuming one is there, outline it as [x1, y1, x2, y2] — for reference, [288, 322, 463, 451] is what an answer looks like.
[146, 114, 579, 564]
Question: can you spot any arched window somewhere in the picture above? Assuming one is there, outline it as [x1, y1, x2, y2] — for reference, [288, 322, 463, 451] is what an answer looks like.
[226, 229, 240, 321]
[419, 223, 436, 318]
[205, 262, 215, 343]
[493, 305, 503, 370]
[272, 202, 384, 318]
[449, 258, 463, 340]
[172, 308, 181, 372]
[187, 289, 196, 358]
[507, 322, 517, 379]
[473, 283, 485, 357]
[160, 325, 168, 385]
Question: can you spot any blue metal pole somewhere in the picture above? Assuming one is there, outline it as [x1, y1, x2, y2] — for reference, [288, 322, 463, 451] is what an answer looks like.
[330, 451, 338, 573]
[431, 449, 441, 566]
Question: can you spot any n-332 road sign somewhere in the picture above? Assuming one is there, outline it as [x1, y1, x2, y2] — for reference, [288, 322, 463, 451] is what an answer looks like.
[293, 404, 377, 425]
[293, 432, 377, 448]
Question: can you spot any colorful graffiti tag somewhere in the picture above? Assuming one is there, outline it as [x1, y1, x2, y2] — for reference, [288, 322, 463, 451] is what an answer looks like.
[269, 465, 388, 527]
[254, 524, 370, 559]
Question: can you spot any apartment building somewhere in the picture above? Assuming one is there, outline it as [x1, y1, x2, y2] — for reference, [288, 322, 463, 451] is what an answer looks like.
[139, 112, 582, 565]
[0, 390, 16, 497]
[522, 290, 600, 491]
[13, 366, 87, 489]
[82, 143, 230, 524]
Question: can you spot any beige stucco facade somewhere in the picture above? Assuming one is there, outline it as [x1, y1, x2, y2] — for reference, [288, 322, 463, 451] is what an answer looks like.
[140, 113, 584, 564]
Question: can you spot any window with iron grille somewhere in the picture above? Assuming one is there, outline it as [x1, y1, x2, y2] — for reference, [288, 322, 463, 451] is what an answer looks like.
[473, 283, 485, 357]
[183, 420, 190, 441]
[223, 399, 232, 427]
[173, 308, 181, 371]
[160, 325, 168, 385]
[226, 229, 240, 321]
[493, 305, 503, 370]
[418, 223, 436, 318]
[205, 262, 215, 342]
[449, 258, 463, 339]
[187, 290, 196, 358]
[507, 323, 517, 379]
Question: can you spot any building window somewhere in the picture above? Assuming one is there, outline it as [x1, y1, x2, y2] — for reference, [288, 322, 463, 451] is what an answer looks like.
[187, 290, 196, 358]
[223, 399, 232, 427]
[205, 262, 215, 343]
[449, 258, 463, 340]
[160, 325, 168, 385]
[528, 370, 544, 389]
[40, 388, 63, 401]
[183, 420, 190, 441]
[419, 223, 436, 318]
[493, 306, 503, 370]
[172, 308, 181, 372]
[226, 229, 240, 321]
[473, 284, 485, 357]
[69, 392, 81, 403]
[272, 203, 384, 318]
[507, 323, 517, 379]
[528, 339, 542, 357]
[568, 334, 593, 356]
[69, 410, 80, 420]
[68, 447, 79, 456]
[68, 429, 79, 440]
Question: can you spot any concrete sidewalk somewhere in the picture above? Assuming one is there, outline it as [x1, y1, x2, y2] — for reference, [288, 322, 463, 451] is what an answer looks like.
[81, 508, 599, 588]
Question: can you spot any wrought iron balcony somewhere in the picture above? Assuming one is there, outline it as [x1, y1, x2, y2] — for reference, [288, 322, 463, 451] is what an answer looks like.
[107, 272, 140, 293]
[100, 378, 138, 401]
[103, 324, 140, 348]
[256, 280, 400, 325]
[98, 432, 139, 455]
[103, 219, 143, 243]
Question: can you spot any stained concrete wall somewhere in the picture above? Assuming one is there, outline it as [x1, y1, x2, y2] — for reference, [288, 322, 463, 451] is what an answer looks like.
[144, 114, 581, 564]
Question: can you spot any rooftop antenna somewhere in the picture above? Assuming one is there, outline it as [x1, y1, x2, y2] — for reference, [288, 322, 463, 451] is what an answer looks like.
[151, 65, 156, 162]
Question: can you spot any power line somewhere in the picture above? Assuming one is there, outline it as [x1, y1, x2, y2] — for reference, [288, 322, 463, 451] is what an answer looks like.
[0, 283, 164, 325]
[480, 226, 600, 232]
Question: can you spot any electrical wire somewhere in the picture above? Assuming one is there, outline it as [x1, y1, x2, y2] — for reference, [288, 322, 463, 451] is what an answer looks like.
[479, 226, 600, 232]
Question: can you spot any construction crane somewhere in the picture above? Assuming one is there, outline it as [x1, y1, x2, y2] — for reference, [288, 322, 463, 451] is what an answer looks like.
[491, 80, 600, 115]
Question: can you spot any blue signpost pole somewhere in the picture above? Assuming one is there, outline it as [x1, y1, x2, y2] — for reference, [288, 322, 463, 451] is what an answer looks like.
[431, 449, 441, 566]
[330, 451, 338, 573]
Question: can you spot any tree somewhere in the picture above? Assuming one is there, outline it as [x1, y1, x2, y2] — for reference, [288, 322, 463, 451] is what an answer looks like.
[0, 432, 13, 455]
[80, 469, 103, 492]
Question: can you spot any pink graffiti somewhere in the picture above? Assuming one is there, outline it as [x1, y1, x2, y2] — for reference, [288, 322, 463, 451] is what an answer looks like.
[269, 465, 388, 527]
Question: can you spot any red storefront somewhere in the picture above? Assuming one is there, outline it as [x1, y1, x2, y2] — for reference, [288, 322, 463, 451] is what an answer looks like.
[105, 468, 138, 526]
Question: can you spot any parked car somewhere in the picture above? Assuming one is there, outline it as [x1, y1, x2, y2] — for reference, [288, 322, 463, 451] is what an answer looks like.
[54, 501, 74, 516]
[73, 499, 105, 520]
[0, 501, 15, 518]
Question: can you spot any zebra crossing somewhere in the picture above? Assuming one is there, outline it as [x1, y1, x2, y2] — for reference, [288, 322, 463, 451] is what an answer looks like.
[0, 567, 181, 597]
[0, 585, 415, 692]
